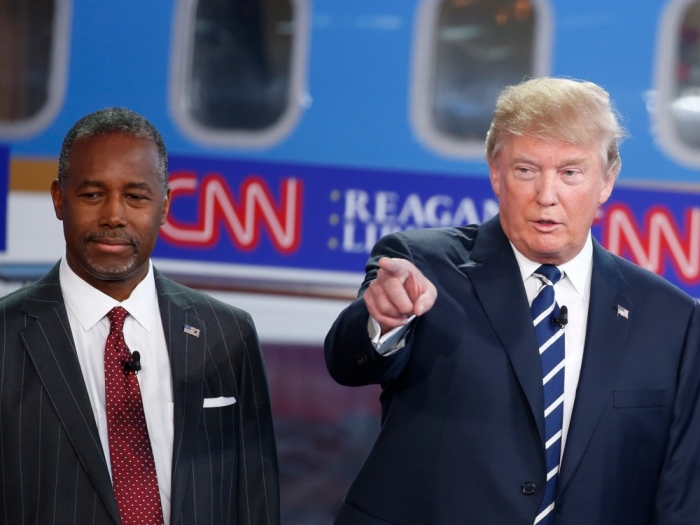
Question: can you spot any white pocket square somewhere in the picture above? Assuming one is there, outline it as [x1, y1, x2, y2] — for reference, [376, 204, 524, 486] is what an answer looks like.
[202, 396, 236, 408]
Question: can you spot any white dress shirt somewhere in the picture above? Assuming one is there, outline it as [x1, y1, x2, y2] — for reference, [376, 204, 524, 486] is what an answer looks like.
[369, 234, 594, 454]
[511, 235, 593, 452]
[59, 258, 174, 525]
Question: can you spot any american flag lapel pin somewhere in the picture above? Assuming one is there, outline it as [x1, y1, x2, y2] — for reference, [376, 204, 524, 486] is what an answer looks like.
[183, 324, 201, 337]
[616, 305, 629, 319]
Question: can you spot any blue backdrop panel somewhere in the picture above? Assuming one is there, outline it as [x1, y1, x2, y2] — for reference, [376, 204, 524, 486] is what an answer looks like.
[155, 155, 700, 296]
[155, 156, 498, 273]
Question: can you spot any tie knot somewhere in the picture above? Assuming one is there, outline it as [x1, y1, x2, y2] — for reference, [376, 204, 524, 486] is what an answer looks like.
[107, 306, 129, 332]
[534, 264, 562, 286]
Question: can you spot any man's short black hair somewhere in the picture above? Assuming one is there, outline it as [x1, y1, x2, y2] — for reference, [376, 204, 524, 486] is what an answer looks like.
[58, 108, 168, 191]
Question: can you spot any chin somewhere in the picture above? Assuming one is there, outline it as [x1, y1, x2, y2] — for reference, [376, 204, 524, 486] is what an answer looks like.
[83, 254, 140, 280]
[526, 245, 565, 263]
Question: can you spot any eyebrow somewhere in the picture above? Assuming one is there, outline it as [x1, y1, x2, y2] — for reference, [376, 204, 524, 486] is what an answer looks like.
[124, 182, 154, 192]
[76, 179, 107, 189]
[76, 179, 155, 192]
[510, 156, 592, 167]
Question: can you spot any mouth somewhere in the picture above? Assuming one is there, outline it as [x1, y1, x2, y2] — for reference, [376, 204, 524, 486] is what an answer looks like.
[532, 219, 560, 231]
[84, 233, 138, 254]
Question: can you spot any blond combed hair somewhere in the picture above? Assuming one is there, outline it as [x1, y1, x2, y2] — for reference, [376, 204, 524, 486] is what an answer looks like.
[485, 77, 626, 179]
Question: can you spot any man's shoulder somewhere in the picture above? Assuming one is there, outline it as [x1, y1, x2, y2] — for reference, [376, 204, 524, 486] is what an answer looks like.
[153, 272, 251, 323]
[0, 263, 63, 308]
[391, 224, 480, 245]
[601, 247, 695, 306]
[0, 283, 33, 311]
[381, 225, 481, 260]
[0, 270, 63, 328]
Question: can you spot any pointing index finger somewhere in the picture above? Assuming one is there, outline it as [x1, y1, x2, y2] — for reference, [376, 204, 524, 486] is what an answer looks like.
[378, 257, 413, 280]
[378, 257, 437, 317]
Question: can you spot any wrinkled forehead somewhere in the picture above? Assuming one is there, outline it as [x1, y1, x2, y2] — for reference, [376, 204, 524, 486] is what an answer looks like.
[492, 133, 610, 175]
[63, 134, 162, 185]
[67, 133, 157, 163]
[494, 129, 609, 162]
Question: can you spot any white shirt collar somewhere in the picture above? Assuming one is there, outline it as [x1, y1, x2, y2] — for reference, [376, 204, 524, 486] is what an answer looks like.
[510, 234, 593, 299]
[59, 257, 158, 332]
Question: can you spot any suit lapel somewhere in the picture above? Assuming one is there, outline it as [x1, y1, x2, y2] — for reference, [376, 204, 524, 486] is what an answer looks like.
[460, 217, 546, 443]
[19, 264, 121, 525]
[155, 271, 206, 525]
[558, 241, 631, 492]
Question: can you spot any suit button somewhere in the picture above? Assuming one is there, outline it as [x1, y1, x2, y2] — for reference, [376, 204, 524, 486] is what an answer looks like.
[355, 354, 368, 365]
[522, 482, 536, 495]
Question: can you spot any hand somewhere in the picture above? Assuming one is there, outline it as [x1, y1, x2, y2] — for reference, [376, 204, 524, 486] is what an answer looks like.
[364, 257, 437, 336]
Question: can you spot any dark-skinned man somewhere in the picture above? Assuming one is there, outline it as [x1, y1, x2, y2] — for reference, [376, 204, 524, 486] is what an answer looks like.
[0, 108, 280, 525]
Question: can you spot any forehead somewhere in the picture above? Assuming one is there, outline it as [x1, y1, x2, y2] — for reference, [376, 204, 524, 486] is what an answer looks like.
[65, 133, 160, 183]
[502, 135, 603, 168]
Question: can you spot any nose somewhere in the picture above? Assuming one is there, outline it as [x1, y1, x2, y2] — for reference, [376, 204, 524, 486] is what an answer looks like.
[99, 193, 126, 228]
[534, 171, 558, 207]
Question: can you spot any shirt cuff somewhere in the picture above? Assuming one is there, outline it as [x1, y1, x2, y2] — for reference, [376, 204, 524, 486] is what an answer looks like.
[367, 315, 416, 356]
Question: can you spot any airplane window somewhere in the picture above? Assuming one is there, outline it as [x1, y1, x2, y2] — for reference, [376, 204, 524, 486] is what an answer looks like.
[171, 0, 308, 147]
[0, 0, 68, 136]
[671, 1, 700, 148]
[412, 0, 550, 158]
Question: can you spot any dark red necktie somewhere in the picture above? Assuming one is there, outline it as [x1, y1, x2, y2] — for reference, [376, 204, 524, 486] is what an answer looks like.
[105, 306, 164, 525]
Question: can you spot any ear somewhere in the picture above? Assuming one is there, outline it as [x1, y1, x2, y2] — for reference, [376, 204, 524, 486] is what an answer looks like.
[160, 186, 172, 226]
[51, 179, 64, 220]
[597, 169, 616, 205]
[489, 159, 501, 198]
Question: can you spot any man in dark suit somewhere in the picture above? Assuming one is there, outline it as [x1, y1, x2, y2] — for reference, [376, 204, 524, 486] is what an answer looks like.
[325, 78, 700, 524]
[0, 108, 279, 524]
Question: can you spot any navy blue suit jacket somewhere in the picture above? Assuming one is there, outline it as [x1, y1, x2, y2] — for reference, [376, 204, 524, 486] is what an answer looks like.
[325, 216, 700, 525]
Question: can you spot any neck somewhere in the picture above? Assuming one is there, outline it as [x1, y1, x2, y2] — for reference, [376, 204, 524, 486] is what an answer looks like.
[65, 255, 149, 302]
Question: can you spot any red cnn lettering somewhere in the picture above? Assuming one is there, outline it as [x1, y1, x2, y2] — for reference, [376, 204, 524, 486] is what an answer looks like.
[161, 171, 303, 254]
[603, 203, 700, 283]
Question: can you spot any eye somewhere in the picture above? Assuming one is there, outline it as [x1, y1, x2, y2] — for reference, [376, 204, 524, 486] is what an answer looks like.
[513, 165, 537, 179]
[126, 194, 149, 201]
[80, 192, 102, 199]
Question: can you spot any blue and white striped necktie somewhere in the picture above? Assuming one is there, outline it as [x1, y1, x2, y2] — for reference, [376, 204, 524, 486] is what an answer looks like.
[531, 265, 565, 525]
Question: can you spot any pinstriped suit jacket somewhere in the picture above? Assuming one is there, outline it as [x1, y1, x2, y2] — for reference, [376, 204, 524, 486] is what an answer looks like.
[0, 263, 280, 525]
